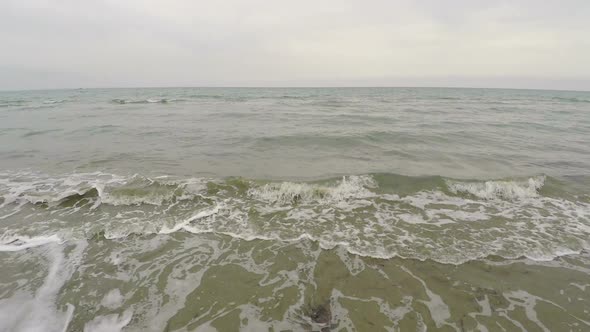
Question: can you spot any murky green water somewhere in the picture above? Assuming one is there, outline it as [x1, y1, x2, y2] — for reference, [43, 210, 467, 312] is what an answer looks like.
[1, 88, 589, 331]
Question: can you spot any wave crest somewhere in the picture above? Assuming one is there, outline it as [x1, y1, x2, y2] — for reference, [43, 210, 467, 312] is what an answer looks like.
[248, 175, 375, 205]
[447, 176, 545, 200]
[1, 171, 589, 265]
[111, 98, 176, 104]
[0, 234, 62, 251]
[0, 172, 207, 208]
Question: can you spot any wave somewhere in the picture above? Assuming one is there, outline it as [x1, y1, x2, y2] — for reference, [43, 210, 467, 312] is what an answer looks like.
[4, 228, 587, 266]
[0, 234, 62, 251]
[0, 172, 207, 208]
[186, 94, 225, 99]
[102, 228, 589, 265]
[0, 99, 28, 108]
[183, 94, 311, 102]
[42, 99, 66, 104]
[21, 129, 63, 138]
[278, 95, 307, 100]
[252, 131, 449, 149]
[552, 96, 590, 103]
[111, 98, 178, 104]
[1, 171, 589, 265]
[447, 176, 545, 200]
[248, 175, 375, 205]
[305, 99, 351, 108]
[0, 171, 572, 209]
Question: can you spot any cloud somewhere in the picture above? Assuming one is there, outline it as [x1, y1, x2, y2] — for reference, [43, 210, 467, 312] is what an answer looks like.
[1, 0, 589, 90]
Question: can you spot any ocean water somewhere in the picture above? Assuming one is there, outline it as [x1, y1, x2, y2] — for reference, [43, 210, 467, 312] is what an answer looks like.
[0, 87, 589, 331]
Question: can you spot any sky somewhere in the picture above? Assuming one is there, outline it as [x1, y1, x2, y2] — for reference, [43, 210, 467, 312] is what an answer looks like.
[1, 0, 590, 90]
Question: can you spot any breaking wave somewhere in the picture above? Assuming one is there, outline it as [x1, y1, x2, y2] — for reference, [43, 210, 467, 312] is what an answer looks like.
[111, 98, 178, 104]
[248, 175, 376, 205]
[0, 172, 558, 208]
[447, 176, 545, 200]
[0, 234, 63, 252]
[1, 171, 589, 264]
[0, 172, 207, 208]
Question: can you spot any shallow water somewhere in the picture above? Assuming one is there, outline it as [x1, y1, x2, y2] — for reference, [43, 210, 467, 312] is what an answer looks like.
[0, 87, 589, 331]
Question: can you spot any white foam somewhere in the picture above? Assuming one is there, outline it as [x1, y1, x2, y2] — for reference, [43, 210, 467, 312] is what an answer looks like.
[83, 310, 133, 332]
[159, 205, 221, 234]
[0, 171, 207, 209]
[113, 98, 171, 104]
[523, 247, 582, 262]
[571, 283, 589, 291]
[0, 171, 123, 208]
[468, 295, 492, 332]
[2, 171, 589, 265]
[335, 246, 365, 275]
[448, 176, 545, 200]
[157, 195, 589, 264]
[236, 304, 296, 332]
[331, 289, 414, 329]
[401, 266, 454, 329]
[43, 99, 65, 104]
[503, 290, 551, 332]
[101, 289, 124, 309]
[137, 236, 226, 332]
[329, 289, 356, 331]
[248, 175, 375, 205]
[0, 241, 86, 332]
[0, 234, 62, 251]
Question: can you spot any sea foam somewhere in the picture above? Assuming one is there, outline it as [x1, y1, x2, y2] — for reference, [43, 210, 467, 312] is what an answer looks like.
[248, 175, 375, 205]
[447, 176, 545, 200]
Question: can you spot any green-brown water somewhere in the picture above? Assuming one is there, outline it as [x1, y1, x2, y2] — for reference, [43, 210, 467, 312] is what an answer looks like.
[1, 88, 589, 331]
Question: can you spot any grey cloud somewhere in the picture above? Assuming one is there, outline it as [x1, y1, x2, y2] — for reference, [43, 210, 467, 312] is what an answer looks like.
[1, 0, 589, 90]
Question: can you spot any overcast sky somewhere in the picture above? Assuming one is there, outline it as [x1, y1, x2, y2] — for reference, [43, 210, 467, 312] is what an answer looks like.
[1, 0, 590, 90]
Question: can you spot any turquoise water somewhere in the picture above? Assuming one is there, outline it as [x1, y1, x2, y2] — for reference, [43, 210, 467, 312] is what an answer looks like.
[0, 88, 589, 331]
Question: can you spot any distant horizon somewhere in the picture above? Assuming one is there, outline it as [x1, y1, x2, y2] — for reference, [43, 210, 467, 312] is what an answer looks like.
[2, 84, 590, 94]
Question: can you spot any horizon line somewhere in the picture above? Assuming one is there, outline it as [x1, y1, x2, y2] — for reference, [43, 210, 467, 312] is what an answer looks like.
[2, 85, 589, 93]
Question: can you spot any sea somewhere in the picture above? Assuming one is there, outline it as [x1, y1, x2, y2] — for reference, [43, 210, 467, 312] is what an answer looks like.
[0, 87, 589, 331]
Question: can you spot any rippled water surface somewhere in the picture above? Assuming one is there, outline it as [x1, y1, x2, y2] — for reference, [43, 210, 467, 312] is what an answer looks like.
[0, 88, 589, 331]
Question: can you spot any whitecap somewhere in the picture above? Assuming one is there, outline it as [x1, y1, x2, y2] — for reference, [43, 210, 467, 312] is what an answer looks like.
[83, 310, 133, 332]
[0, 234, 63, 252]
[248, 175, 375, 205]
[101, 289, 124, 309]
[447, 176, 545, 200]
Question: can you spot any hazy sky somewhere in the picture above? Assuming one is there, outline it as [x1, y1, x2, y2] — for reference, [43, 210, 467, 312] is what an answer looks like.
[2, 0, 590, 90]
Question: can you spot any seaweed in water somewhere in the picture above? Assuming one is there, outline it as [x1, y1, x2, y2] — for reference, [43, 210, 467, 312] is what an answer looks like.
[304, 301, 332, 331]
